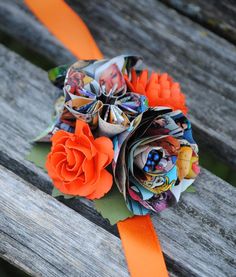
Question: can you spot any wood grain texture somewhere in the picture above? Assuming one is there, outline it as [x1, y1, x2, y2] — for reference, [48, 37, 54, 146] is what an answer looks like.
[0, 44, 236, 276]
[153, 169, 236, 276]
[160, 0, 236, 45]
[0, 0, 75, 65]
[0, 0, 235, 167]
[0, 166, 128, 277]
[0, 43, 118, 235]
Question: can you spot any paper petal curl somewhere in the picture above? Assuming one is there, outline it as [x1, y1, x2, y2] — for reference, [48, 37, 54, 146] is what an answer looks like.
[125, 69, 187, 115]
[46, 120, 114, 199]
[113, 107, 199, 215]
[45, 55, 148, 140]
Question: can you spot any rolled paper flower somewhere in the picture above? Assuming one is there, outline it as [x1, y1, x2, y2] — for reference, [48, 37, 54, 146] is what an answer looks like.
[113, 107, 200, 215]
[125, 69, 188, 114]
[46, 120, 114, 199]
[48, 55, 148, 138]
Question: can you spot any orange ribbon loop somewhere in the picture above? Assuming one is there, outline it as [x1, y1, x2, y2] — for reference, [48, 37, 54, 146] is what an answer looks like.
[118, 215, 168, 277]
[24, 0, 103, 60]
[25, 1, 168, 276]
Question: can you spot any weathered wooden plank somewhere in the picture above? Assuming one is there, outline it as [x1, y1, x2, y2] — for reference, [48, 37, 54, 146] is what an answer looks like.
[0, 1, 74, 65]
[160, 0, 236, 45]
[0, 44, 236, 276]
[0, 0, 235, 167]
[0, 43, 117, 235]
[0, 165, 128, 277]
[153, 169, 236, 276]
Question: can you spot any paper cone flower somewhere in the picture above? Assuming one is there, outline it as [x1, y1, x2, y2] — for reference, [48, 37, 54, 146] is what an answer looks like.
[125, 69, 188, 115]
[113, 107, 199, 215]
[46, 120, 114, 199]
[47, 55, 148, 138]
[30, 52, 200, 227]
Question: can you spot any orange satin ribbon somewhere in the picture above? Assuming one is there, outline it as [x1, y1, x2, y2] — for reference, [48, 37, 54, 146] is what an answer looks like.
[118, 215, 168, 277]
[24, 0, 103, 60]
[25, 1, 168, 276]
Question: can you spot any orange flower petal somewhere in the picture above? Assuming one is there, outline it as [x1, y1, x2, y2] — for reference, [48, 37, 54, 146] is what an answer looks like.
[131, 69, 137, 85]
[55, 160, 66, 180]
[75, 119, 93, 140]
[86, 169, 113, 199]
[51, 130, 70, 145]
[63, 177, 95, 196]
[46, 154, 61, 180]
[136, 83, 146, 95]
[51, 152, 66, 167]
[52, 144, 65, 153]
[60, 163, 78, 181]
[66, 139, 94, 159]
[82, 158, 95, 184]
[139, 69, 148, 88]
[146, 87, 159, 106]
[94, 136, 114, 165]
[47, 119, 114, 198]
[125, 70, 188, 115]
[83, 152, 107, 185]
[66, 149, 84, 169]
[124, 74, 135, 92]
[66, 148, 76, 166]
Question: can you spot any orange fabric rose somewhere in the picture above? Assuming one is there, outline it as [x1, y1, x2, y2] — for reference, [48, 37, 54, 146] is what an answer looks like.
[125, 69, 188, 115]
[46, 120, 114, 199]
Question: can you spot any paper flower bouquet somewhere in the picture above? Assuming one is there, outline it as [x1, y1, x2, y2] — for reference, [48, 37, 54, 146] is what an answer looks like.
[30, 55, 199, 223]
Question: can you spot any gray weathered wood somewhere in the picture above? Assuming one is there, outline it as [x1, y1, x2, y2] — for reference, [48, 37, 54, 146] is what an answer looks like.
[0, 1, 74, 65]
[0, 44, 236, 276]
[153, 169, 236, 276]
[0, 0, 235, 167]
[0, 165, 128, 277]
[0, 42, 117, 235]
[160, 0, 236, 45]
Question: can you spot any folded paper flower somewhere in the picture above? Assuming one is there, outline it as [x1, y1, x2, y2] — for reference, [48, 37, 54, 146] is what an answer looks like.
[125, 69, 187, 114]
[113, 107, 199, 215]
[45, 55, 148, 139]
[30, 54, 200, 219]
[46, 120, 114, 199]
[24, 1, 200, 273]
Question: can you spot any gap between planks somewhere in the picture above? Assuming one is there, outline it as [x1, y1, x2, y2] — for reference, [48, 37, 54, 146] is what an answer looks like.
[0, 0, 235, 167]
[0, 44, 235, 276]
[0, 165, 129, 277]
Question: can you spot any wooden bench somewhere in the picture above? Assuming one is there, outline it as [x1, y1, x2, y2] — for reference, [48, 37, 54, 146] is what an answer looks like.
[0, 1, 235, 276]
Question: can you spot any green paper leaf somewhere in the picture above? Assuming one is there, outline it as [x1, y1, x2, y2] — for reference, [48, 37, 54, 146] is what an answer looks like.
[27, 144, 133, 224]
[94, 186, 134, 225]
[52, 187, 64, 197]
[32, 122, 55, 142]
[27, 144, 75, 199]
[52, 187, 75, 199]
[26, 143, 51, 170]
[48, 64, 69, 88]
[185, 185, 196, 193]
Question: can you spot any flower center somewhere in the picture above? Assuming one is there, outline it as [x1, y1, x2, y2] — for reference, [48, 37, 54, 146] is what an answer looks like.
[97, 93, 117, 105]
[143, 150, 162, 172]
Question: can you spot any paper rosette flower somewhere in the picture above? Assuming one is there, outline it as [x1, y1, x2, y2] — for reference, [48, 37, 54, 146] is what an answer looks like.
[33, 54, 200, 220]
[125, 69, 187, 114]
[23, 3, 202, 273]
[113, 107, 199, 215]
[47, 55, 148, 139]
[46, 120, 114, 199]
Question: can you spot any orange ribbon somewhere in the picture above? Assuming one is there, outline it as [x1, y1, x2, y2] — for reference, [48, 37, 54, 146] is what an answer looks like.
[118, 215, 168, 277]
[25, 1, 168, 276]
[24, 0, 103, 60]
